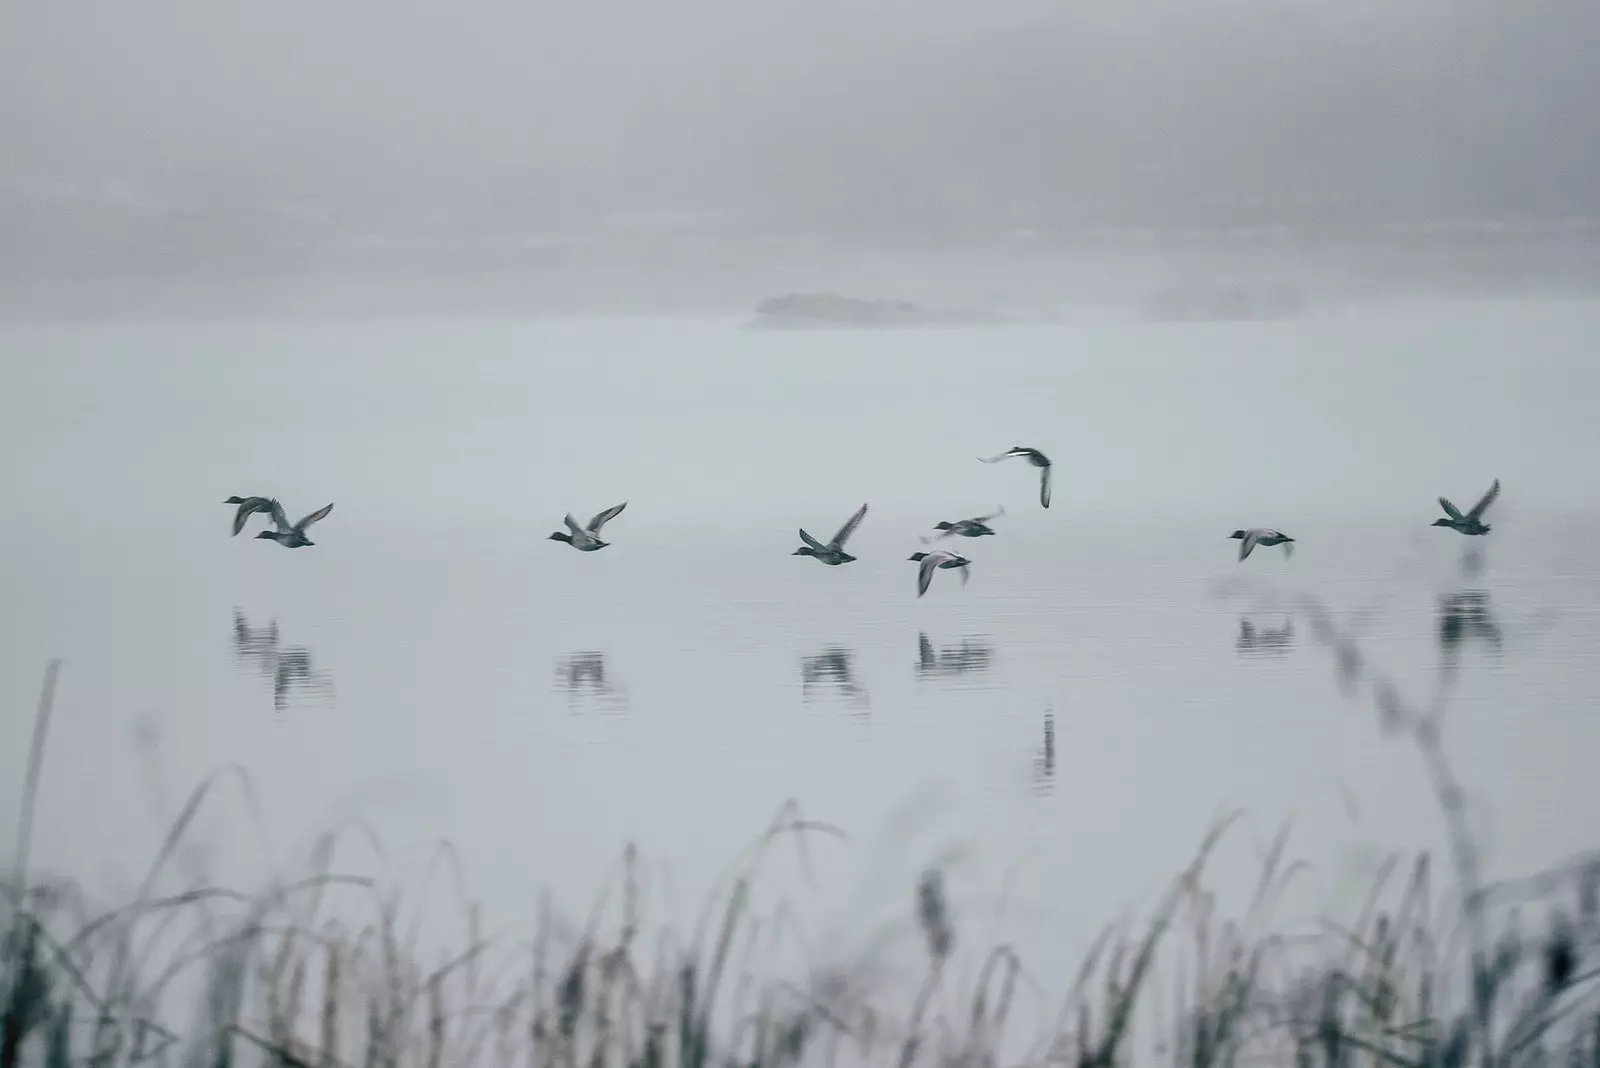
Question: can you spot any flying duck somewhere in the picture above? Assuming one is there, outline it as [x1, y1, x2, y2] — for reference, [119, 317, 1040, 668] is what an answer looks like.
[908, 549, 971, 597]
[793, 502, 868, 565]
[1230, 528, 1295, 561]
[548, 502, 628, 551]
[256, 501, 335, 548]
[1432, 478, 1500, 536]
[224, 495, 278, 537]
[978, 447, 1052, 508]
[924, 506, 1004, 542]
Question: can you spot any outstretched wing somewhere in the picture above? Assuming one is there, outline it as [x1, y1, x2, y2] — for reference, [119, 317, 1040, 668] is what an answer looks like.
[917, 552, 947, 597]
[1239, 530, 1260, 561]
[829, 503, 868, 549]
[974, 505, 1006, 524]
[797, 528, 828, 553]
[564, 513, 585, 536]
[231, 500, 258, 536]
[587, 501, 627, 533]
[1467, 478, 1500, 520]
[1039, 465, 1052, 509]
[1438, 497, 1464, 522]
[266, 498, 290, 532]
[294, 502, 335, 533]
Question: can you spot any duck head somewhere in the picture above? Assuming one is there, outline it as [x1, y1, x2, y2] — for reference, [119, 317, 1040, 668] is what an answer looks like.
[548, 531, 574, 543]
[1228, 530, 1246, 540]
[1430, 518, 1454, 528]
[907, 552, 929, 562]
[933, 521, 955, 531]
[792, 546, 817, 557]
[225, 496, 247, 504]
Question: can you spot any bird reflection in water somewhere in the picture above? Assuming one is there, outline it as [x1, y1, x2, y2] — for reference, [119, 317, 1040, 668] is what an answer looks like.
[1236, 616, 1295, 657]
[231, 608, 334, 712]
[915, 632, 995, 680]
[232, 608, 279, 668]
[1031, 711, 1056, 797]
[1439, 589, 1503, 669]
[800, 646, 869, 712]
[553, 651, 628, 712]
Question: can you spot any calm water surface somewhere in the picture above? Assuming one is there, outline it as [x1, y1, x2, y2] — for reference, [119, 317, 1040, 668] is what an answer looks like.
[2, 300, 1598, 973]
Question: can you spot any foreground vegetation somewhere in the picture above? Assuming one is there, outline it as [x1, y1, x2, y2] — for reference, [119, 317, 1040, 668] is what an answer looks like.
[6, 586, 1599, 1068]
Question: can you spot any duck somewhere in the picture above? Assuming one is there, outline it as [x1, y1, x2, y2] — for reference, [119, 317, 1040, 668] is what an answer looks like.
[978, 447, 1052, 508]
[1229, 528, 1295, 561]
[548, 502, 628, 552]
[256, 501, 335, 548]
[923, 506, 1004, 542]
[908, 549, 971, 597]
[793, 502, 868, 565]
[1432, 478, 1500, 536]
[224, 495, 278, 537]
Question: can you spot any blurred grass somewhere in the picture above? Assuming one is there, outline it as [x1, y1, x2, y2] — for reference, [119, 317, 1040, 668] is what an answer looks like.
[5, 629, 1600, 1068]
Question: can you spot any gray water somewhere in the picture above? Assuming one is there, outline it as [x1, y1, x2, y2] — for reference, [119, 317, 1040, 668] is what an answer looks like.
[2, 300, 1599, 974]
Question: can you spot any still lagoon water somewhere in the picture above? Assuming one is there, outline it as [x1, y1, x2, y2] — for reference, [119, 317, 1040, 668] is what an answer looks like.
[2, 299, 1598, 979]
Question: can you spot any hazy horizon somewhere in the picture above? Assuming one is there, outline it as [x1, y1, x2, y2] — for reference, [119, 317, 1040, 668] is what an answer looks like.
[5, 0, 1600, 299]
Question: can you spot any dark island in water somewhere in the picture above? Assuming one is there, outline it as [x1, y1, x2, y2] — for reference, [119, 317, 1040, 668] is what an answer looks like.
[745, 292, 999, 329]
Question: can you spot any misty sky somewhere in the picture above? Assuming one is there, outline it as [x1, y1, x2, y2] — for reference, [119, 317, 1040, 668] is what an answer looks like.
[4, 0, 1599, 232]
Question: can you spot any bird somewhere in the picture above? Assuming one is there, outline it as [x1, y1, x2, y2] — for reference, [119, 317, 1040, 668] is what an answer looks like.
[1230, 528, 1295, 561]
[255, 501, 335, 548]
[908, 549, 971, 597]
[978, 447, 1052, 508]
[224, 495, 278, 537]
[548, 502, 628, 551]
[792, 503, 868, 565]
[1432, 478, 1500, 536]
[923, 506, 1004, 542]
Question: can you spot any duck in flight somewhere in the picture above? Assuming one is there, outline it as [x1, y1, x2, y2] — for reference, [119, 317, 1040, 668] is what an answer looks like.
[978, 447, 1052, 508]
[256, 501, 335, 548]
[793, 502, 868, 565]
[1230, 528, 1295, 561]
[908, 549, 971, 597]
[923, 506, 1004, 543]
[1433, 478, 1500, 536]
[548, 502, 628, 552]
[225, 495, 278, 537]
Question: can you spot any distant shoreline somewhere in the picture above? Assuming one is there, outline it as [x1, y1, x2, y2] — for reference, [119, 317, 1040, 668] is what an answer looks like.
[3, 225, 1599, 325]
